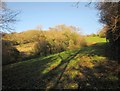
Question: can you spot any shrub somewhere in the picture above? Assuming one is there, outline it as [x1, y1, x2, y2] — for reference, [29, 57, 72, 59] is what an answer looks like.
[98, 25, 108, 38]
[34, 38, 49, 56]
[34, 25, 87, 56]
[2, 25, 87, 58]
[2, 40, 21, 65]
[92, 34, 97, 37]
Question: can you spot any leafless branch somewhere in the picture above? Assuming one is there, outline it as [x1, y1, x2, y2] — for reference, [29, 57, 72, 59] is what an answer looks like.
[0, 1, 20, 32]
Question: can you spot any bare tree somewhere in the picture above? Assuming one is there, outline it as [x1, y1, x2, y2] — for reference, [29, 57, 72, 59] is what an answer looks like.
[0, 1, 20, 32]
[36, 24, 43, 30]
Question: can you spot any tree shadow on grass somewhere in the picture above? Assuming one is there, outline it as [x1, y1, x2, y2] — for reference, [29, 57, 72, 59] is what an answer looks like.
[83, 42, 120, 61]
[36, 42, 119, 89]
[35, 50, 81, 89]
[80, 42, 108, 57]
[74, 61, 119, 90]
[3, 42, 119, 89]
[2, 55, 58, 89]
[74, 43, 119, 89]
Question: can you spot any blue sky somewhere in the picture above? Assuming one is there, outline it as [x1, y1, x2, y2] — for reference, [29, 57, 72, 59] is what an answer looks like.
[7, 2, 103, 35]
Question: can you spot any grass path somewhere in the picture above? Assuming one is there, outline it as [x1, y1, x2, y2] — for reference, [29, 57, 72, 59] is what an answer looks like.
[3, 43, 120, 89]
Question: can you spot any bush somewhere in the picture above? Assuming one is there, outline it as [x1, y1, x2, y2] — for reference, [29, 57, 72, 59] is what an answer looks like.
[2, 40, 21, 65]
[2, 25, 87, 58]
[34, 25, 87, 56]
[98, 31, 106, 38]
[92, 34, 97, 37]
[98, 25, 108, 38]
[34, 38, 50, 56]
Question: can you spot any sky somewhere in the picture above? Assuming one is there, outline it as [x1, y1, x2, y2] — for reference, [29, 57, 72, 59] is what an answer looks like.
[6, 2, 103, 35]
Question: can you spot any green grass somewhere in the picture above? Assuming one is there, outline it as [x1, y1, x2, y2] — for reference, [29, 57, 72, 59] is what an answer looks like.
[85, 36, 106, 44]
[3, 42, 119, 89]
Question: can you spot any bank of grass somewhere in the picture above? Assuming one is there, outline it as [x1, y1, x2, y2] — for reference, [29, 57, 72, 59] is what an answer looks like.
[3, 42, 119, 89]
[85, 36, 106, 45]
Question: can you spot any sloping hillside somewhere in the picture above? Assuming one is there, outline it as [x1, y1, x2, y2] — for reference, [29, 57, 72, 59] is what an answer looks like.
[3, 42, 119, 89]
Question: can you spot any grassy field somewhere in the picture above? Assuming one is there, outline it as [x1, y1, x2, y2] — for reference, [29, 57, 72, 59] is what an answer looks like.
[3, 37, 119, 89]
[85, 36, 106, 45]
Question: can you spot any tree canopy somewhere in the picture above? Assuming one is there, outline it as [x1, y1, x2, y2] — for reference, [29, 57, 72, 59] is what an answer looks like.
[96, 1, 120, 60]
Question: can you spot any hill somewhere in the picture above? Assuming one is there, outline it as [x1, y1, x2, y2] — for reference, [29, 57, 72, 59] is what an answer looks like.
[3, 42, 119, 89]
